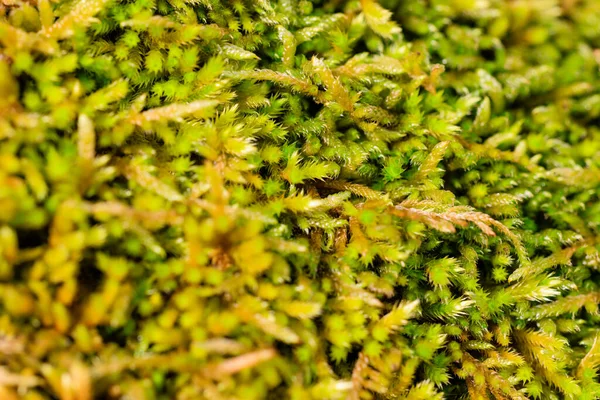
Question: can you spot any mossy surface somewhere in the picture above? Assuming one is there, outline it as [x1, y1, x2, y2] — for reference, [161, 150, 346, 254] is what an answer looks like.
[1, 0, 600, 399]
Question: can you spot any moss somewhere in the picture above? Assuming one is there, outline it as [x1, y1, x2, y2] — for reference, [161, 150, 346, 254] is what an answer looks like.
[1, 0, 600, 398]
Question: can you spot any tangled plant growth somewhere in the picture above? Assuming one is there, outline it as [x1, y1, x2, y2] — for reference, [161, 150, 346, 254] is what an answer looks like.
[1, 0, 600, 398]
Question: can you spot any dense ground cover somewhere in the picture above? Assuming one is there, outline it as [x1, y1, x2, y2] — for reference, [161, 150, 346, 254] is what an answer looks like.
[1, 0, 600, 398]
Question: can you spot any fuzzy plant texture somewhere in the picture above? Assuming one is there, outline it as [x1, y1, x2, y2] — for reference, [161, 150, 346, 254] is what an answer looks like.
[2, 0, 600, 398]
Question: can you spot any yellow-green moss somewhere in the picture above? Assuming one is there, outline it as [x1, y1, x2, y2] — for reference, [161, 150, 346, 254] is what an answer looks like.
[1, 0, 600, 398]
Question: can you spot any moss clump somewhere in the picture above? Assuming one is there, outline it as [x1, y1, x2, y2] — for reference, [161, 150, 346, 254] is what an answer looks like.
[1, 0, 600, 398]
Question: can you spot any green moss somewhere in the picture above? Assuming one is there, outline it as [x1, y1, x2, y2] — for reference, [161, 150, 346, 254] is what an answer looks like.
[1, 0, 600, 398]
